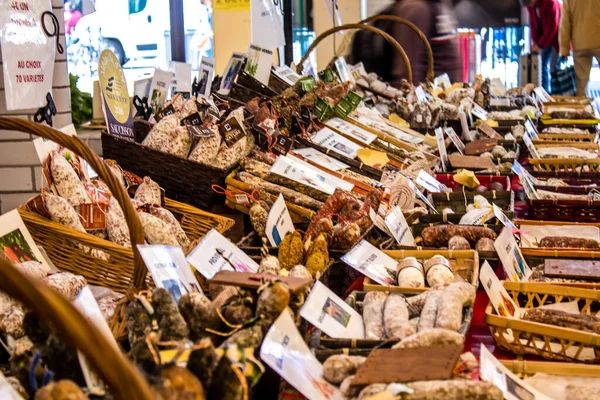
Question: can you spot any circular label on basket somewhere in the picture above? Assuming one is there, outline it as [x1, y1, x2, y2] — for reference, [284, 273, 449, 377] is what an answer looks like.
[98, 49, 134, 140]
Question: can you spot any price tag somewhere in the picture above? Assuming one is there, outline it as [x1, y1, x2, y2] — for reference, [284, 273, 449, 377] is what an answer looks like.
[218, 117, 246, 147]
[341, 240, 397, 286]
[494, 228, 532, 282]
[434, 128, 448, 172]
[471, 101, 489, 120]
[187, 229, 259, 279]
[385, 206, 416, 246]
[260, 310, 342, 400]
[265, 194, 294, 247]
[534, 86, 552, 103]
[489, 98, 511, 107]
[271, 135, 294, 156]
[523, 132, 541, 159]
[493, 204, 516, 230]
[138, 245, 202, 301]
[235, 193, 250, 205]
[415, 86, 428, 103]
[511, 161, 540, 200]
[155, 104, 175, 122]
[444, 127, 465, 154]
[480, 261, 519, 318]
[525, 117, 539, 139]
[406, 178, 439, 214]
[416, 170, 444, 193]
[300, 281, 364, 339]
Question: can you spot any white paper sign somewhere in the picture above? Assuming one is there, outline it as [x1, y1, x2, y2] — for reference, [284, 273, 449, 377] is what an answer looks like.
[73, 286, 120, 395]
[0, 370, 25, 399]
[293, 147, 349, 171]
[187, 229, 259, 279]
[534, 86, 552, 103]
[385, 206, 416, 246]
[435, 127, 448, 172]
[416, 170, 445, 193]
[245, 43, 273, 86]
[149, 68, 173, 114]
[494, 228, 532, 282]
[406, 178, 439, 213]
[170, 61, 192, 95]
[266, 194, 294, 247]
[270, 154, 354, 195]
[480, 345, 553, 400]
[341, 240, 397, 286]
[197, 56, 215, 98]
[325, 117, 377, 145]
[311, 126, 364, 159]
[138, 245, 202, 302]
[251, 0, 285, 49]
[218, 52, 246, 95]
[274, 65, 301, 85]
[0, 0, 55, 110]
[493, 204, 516, 230]
[260, 309, 343, 400]
[323, 0, 342, 29]
[480, 261, 519, 318]
[525, 118, 539, 139]
[300, 281, 365, 339]
[471, 101, 489, 120]
[490, 78, 507, 96]
[445, 127, 465, 154]
[334, 57, 353, 83]
[523, 132, 541, 159]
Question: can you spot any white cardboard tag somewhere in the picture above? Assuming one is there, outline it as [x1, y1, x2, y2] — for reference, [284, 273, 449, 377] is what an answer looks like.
[341, 240, 397, 286]
[385, 206, 416, 246]
[266, 194, 294, 247]
[494, 228, 532, 282]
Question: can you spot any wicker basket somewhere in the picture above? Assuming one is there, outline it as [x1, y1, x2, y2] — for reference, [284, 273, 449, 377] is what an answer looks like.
[430, 189, 514, 214]
[295, 23, 413, 83]
[101, 131, 253, 209]
[529, 170, 600, 186]
[434, 174, 511, 192]
[311, 290, 473, 355]
[528, 158, 600, 172]
[535, 132, 596, 142]
[362, 249, 479, 293]
[0, 233, 152, 399]
[524, 198, 600, 222]
[485, 281, 600, 362]
[501, 359, 600, 378]
[19, 198, 233, 293]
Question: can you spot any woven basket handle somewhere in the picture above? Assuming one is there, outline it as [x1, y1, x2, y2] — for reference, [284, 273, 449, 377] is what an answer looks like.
[0, 118, 147, 290]
[360, 15, 434, 83]
[0, 258, 153, 399]
[296, 23, 413, 83]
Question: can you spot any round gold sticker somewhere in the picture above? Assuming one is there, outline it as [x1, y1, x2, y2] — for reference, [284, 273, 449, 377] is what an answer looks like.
[98, 50, 131, 124]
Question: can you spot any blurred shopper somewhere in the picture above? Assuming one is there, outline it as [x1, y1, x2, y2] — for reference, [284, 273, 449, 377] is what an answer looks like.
[559, 0, 600, 96]
[351, 0, 460, 86]
[523, 0, 561, 93]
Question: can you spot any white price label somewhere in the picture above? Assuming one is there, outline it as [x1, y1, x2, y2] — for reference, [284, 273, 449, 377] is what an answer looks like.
[416, 169, 444, 193]
[444, 127, 465, 154]
[435, 127, 448, 172]
[265, 194, 294, 247]
[415, 86, 428, 103]
[385, 206, 416, 246]
[523, 133, 541, 159]
[341, 240, 397, 286]
[406, 178, 439, 213]
[471, 101, 489, 120]
[493, 204, 516, 230]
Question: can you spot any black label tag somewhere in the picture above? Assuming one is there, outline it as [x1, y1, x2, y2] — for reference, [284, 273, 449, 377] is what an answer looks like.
[218, 118, 246, 147]
[181, 112, 203, 126]
[272, 135, 294, 156]
[154, 104, 175, 122]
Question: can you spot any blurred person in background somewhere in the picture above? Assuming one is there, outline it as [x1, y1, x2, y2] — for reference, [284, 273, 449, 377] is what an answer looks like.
[389, 0, 460, 86]
[559, 0, 600, 96]
[522, 0, 561, 93]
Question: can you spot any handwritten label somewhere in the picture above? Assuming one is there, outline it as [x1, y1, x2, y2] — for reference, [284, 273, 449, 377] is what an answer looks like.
[341, 240, 397, 286]
[435, 128, 448, 172]
[265, 194, 294, 247]
[385, 206, 415, 246]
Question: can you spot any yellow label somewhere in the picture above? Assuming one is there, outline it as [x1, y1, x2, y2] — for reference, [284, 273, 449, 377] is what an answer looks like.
[214, 0, 250, 12]
[98, 50, 131, 124]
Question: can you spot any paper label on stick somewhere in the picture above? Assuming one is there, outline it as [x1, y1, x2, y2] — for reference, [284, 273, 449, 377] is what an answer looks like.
[293, 147, 349, 171]
[273, 65, 301, 85]
[312, 126, 364, 159]
[197, 56, 215, 98]
[523, 132, 541, 159]
[341, 240, 397, 286]
[187, 229, 259, 279]
[138, 245, 202, 302]
[270, 154, 354, 195]
[493, 204, 516, 230]
[435, 128, 448, 172]
[434, 73, 451, 90]
[471, 101, 489, 120]
[148, 68, 173, 115]
[480, 345, 553, 400]
[525, 118, 539, 139]
[334, 57, 354, 83]
[445, 127, 465, 154]
[218, 52, 246, 95]
[325, 117, 377, 145]
[534, 86, 552, 103]
[300, 281, 365, 339]
[260, 309, 343, 400]
[490, 98, 511, 107]
[494, 228, 532, 282]
[385, 206, 416, 246]
[406, 178, 439, 214]
[266, 194, 294, 247]
[416, 170, 445, 193]
[480, 261, 519, 317]
[170, 61, 192, 95]
[245, 43, 273, 85]
[251, 0, 285, 49]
